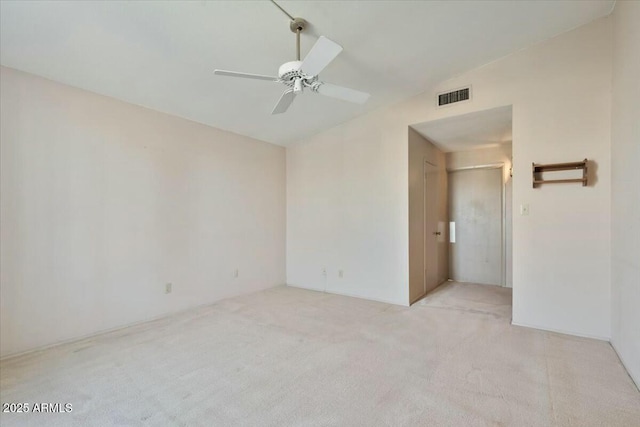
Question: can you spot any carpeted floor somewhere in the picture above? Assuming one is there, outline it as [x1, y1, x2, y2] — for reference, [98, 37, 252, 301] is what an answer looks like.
[1, 282, 639, 426]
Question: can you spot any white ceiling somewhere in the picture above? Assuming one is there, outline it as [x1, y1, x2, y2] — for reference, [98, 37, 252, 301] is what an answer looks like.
[412, 106, 512, 152]
[0, 1, 613, 146]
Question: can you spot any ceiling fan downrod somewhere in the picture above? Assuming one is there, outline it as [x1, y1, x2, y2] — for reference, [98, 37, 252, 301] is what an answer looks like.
[270, 0, 307, 61]
[291, 18, 307, 61]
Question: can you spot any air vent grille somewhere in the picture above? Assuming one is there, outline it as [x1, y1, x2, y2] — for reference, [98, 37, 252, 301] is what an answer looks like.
[438, 87, 470, 106]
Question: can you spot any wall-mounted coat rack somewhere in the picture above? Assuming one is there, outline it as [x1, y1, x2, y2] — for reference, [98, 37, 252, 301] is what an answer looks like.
[532, 159, 588, 188]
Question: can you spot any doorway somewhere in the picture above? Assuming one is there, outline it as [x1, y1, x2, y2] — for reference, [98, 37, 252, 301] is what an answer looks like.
[448, 166, 503, 285]
[409, 105, 513, 304]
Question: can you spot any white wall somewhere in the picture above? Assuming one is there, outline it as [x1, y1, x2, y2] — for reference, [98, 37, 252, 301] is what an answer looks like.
[286, 110, 409, 305]
[287, 17, 612, 338]
[610, 0, 640, 386]
[446, 144, 513, 287]
[0, 67, 286, 358]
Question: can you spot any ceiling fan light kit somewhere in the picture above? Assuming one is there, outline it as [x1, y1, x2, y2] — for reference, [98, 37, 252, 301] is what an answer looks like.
[213, 2, 370, 114]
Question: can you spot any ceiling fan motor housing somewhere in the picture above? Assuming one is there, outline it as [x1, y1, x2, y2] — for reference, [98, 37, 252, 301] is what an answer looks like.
[278, 61, 319, 92]
[278, 61, 303, 81]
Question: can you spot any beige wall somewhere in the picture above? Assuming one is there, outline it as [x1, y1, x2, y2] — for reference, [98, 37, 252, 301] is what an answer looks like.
[447, 144, 513, 287]
[286, 108, 410, 305]
[429, 19, 612, 340]
[446, 144, 512, 181]
[287, 16, 612, 337]
[610, 0, 640, 386]
[0, 67, 286, 358]
[408, 128, 447, 303]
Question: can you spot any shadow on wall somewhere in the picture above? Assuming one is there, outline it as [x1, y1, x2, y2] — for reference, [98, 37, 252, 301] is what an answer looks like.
[588, 160, 599, 187]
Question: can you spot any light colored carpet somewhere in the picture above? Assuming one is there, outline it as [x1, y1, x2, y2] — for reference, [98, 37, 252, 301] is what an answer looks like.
[1, 282, 639, 426]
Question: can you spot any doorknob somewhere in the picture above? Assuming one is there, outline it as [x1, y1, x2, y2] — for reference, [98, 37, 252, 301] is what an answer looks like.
[433, 232, 441, 235]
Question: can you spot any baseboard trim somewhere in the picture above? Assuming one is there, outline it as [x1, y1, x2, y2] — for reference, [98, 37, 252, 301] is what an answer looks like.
[1, 284, 284, 361]
[511, 321, 610, 341]
[410, 292, 427, 305]
[286, 284, 408, 307]
[610, 341, 640, 391]
[285, 283, 326, 293]
[1, 312, 193, 362]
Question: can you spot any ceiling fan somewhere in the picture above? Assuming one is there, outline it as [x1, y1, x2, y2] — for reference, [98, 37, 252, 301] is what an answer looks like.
[213, 3, 370, 115]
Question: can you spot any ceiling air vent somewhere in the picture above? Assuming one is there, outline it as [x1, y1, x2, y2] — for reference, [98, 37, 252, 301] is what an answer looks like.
[437, 86, 471, 107]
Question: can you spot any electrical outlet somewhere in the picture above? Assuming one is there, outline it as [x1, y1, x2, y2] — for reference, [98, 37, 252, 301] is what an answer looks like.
[338, 270, 344, 278]
[520, 204, 530, 216]
[322, 267, 327, 277]
[234, 269, 239, 278]
[165, 283, 172, 294]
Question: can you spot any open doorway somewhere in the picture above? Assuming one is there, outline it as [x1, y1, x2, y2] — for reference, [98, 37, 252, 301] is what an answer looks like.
[409, 105, 513, 305]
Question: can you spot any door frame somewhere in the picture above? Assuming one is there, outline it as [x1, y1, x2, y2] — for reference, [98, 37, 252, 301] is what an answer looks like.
[447, 163, 507, 287]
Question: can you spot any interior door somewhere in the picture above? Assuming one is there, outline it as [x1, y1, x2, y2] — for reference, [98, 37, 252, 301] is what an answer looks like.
[424, 162, 439, 293]
[448, 167, 502, 285]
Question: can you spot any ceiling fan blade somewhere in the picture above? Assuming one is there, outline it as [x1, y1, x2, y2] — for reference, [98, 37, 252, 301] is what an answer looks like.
[214, 69, 279, 82]
[316, 82, 370, 104]
[300, 36, 343, 77]
[271, 89, 296, 115]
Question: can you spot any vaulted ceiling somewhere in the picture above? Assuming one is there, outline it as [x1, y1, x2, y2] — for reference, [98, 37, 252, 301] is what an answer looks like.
[0, 1, 614, 145]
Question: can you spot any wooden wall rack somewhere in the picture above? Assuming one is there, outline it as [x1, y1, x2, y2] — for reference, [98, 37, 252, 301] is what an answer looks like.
[532, 159, 588, 188]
